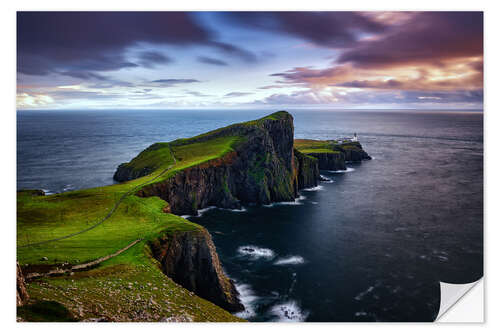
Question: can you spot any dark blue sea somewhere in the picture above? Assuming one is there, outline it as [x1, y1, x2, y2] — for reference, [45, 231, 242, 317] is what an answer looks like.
[17, 109, 483, 322]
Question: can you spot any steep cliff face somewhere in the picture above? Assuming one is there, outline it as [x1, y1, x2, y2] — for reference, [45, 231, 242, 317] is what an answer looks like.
[134, 112, 311, 215]
[113, 111, 324, 314]
[294, 149, 319, 189]
[338, 142, 372, 162]
[307, 152, 346, 171]
[17, 262, 29, 307]
[149, 229, 243, 312]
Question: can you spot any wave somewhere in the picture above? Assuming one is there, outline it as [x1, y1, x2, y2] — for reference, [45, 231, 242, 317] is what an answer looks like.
[264, 195, 306, 207]
[274, 256, 305, 266]
[42, 189, 54, 195]
[269, 301, 309, 322]
[234, 283, 259, 319]
[223, 207, 247, 213]
[197, 206, 217, 216]
[237, 245, 275, 260]
[320, 176, 334, 183]
[301, 185, 323, 192]
[62, 184, 75, 192]
[328, 167, 355, 173]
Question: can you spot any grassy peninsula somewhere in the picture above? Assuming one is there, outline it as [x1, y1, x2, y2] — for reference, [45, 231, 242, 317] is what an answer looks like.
[17, 111, 370, 322]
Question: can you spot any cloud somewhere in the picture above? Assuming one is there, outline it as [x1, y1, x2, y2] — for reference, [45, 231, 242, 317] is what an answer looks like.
[337, 12, 483, 68]
[184, 90, 213, 97]
[58, 71, 109, 81]
[258, 85, 291, 89]
[150, 79, 200, 87]
[209, 41, 257, 63]
[197, 56, 228, 66]
[270, 56, 483, 92]
[221, 12, 387, 48]
[138, 51, 173, 68]
[255, 88, 483, 107]
[17, 93, 54, 107]
[17, 12, 256, 77]
[224, 92, 253, 98]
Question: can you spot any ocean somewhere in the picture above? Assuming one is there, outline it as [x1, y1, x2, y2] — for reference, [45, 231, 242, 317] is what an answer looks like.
[17, 109, 483, 321]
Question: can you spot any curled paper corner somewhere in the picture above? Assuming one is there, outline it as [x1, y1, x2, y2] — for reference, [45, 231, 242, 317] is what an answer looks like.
[436, 278, 483, 322]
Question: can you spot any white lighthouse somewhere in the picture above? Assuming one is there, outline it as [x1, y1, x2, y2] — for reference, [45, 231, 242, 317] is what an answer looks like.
[352, 133, 358, 142]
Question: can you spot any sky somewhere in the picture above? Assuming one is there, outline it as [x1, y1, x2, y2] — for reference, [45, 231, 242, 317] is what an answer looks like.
[16, 11, 483, 110]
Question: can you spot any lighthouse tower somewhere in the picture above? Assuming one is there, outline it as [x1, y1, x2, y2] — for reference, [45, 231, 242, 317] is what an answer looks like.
[352, 133, 358, 142]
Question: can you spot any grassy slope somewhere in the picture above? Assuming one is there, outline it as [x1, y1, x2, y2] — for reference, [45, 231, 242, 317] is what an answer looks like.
[17, 136, 247, 321]
[293, 138, 361, 155]
[294, 139, 339, 154]
[17, 112, 291, 321]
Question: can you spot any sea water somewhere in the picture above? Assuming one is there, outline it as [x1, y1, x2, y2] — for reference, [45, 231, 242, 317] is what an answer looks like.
[17, 109, 483, 321]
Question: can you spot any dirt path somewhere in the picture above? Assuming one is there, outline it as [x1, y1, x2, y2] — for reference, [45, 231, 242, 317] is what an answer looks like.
[25, 238, 143, 280]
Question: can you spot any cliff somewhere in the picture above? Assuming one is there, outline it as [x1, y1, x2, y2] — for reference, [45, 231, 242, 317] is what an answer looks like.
[17, 262, 29, 307]
[119, 111, 316, 215]
[111, 111, 321, 313]
[294, 139, 371, 171]
[149, 229, 243, 312]
[17, 111, 371, 321]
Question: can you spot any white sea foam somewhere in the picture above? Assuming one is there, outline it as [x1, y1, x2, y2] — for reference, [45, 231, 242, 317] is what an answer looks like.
[237, 245, 275, 260]
[180, 215, 192, 219]
[62, 184, 75, 192]
[234, 283, 259, 319]
[354, 285, 375, 301]
[302, 185, 323, 192]
[269, 301, 309, 322]
[42, 189, 54, 195]
[225, 207, 247, 213]
[197, 206, 217, 216]
[329, 167, 355, 173]
[264, 195, 306, 207]
[274, 256, 305, 266]
[311, 201, 318, 205]
[320, 176, 334, 183]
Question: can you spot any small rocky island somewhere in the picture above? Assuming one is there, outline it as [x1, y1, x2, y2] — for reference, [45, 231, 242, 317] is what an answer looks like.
[17, 111, 370, 321]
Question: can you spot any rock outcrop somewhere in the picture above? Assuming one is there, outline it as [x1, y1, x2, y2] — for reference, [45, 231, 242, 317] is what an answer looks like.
[294, 149, 320, 189]
[114, 111, 371, 315]
[307, 151, 346, 171]
[134, 112, 313, 215]
[338, 142, 372, 162]
[149, 229, 243, 312]
[17, 262, 29, 307]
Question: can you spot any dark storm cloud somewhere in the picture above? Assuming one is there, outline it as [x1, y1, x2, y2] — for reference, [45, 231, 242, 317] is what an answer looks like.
[221, 12, 386, 48]
[197, 56, 228, 66]
[208, 41, 258, 63]
[138, 51, 173, 68]
[17, 12, 257, 76]
[337, 12, 483, 68]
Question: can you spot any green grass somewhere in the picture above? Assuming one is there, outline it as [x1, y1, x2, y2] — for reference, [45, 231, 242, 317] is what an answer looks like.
[22, 240, 243, 322]
[294, 139, 338, 154]
[116, 143, 174, 175]
[16, 111, 294, 321]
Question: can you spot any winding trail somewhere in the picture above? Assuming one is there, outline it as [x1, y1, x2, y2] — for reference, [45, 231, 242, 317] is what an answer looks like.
[25, 238, 143, 280]
[18, 146, 177, 248]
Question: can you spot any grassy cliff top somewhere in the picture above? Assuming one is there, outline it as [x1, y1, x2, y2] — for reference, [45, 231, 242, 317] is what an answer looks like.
[18, 111, 294, 266]
[17, 111, 296, 321]
[294, 139, 339, 154]
[294, 139, 365, 154]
